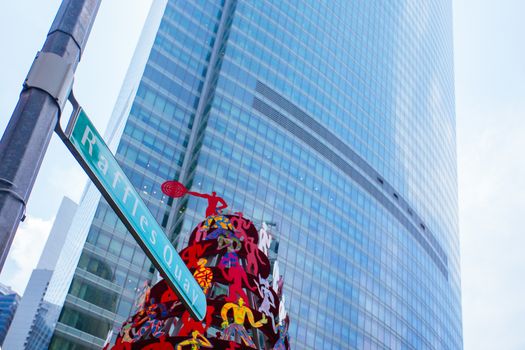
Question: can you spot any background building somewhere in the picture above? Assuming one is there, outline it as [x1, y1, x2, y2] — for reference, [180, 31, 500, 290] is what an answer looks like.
[3, 197, 77, 349]
[0, 283, 19, 347]
[45, 0, 461, 349]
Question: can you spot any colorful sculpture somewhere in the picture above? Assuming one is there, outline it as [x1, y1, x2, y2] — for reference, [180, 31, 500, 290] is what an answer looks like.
[217, 235, 242, 268]
[221, 265, 254, 307]
[220, 297, 267, 347]
[272, 321, 289, 350]
[162, 180, 227, 217]
[193, 258, 213, 294]
[187, 191, 228, 217]
[258, 222, 272, 256]
[255, 276, 277, 332]
[176, 331, 212, 350]
[108, 187, 290, 349]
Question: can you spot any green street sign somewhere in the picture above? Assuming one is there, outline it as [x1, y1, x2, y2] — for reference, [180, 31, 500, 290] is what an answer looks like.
[59, 108, 206, 320]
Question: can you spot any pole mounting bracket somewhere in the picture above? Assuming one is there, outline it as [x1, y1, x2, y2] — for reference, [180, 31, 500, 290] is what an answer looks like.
[24, 51, 74, 113]
[0, 178, 27, 222]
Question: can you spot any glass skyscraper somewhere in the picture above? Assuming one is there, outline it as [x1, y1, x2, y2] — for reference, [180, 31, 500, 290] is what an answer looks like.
[3, 197, 77, 349]
[46, 0, 461, 349]
[0, 283, 19, 347]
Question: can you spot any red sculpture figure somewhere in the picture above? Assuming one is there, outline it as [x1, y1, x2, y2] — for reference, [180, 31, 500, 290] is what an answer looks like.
[229, 212, 251, 242]
[187, 191, 228, 217]
[244, 237, 270, 277]
[161, 180, 228, 217]
[177, 310, 205, 337]
[220, 265, 255, 307]
[160, 286, 179, 304]
[181, 242, 212, 269]
[177, 305, 215, 337]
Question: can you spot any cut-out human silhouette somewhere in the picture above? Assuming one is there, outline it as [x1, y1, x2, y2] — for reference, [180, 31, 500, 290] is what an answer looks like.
[255, 276, 277, 332]
[258, 222, 272, 255]
[177, 305, 215, 337]
[193, 258, 213, 294]
[161, 180, 228, 217]
[220, 265, 254, 307]
[187, 191, 228, 217]
[220, 298, 267, 348]
[272, 321, 289, 350]
[176, 330, 212, 349]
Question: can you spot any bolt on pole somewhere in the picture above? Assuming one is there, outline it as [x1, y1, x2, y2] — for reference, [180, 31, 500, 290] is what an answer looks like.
[0, 0, 101, 271]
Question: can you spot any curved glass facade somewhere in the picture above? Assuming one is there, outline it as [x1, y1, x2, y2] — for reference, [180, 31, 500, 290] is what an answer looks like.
[48, 1, 461, 349]
[173, 1, 461, 349]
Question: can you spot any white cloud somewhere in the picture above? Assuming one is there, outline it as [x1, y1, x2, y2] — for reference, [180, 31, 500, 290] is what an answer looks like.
[0, 215, 54, 295]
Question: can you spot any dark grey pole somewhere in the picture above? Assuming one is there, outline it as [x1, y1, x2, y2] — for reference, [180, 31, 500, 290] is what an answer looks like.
[0, 0, 101, 270]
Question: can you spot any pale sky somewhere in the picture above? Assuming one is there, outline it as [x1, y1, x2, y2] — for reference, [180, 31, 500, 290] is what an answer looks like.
[0, 1, 523, 349]
[454, 0, 525, 349]
[0, 0, 152, 295]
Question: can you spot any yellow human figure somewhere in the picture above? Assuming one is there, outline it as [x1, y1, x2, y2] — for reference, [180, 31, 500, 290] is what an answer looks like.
[193, 258, 213, 294]
[176, 330, 212, 350]
[220, 298, 267, 348]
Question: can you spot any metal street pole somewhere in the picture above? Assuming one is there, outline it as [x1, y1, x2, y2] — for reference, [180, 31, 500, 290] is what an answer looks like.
[0, 0, 101, 270]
